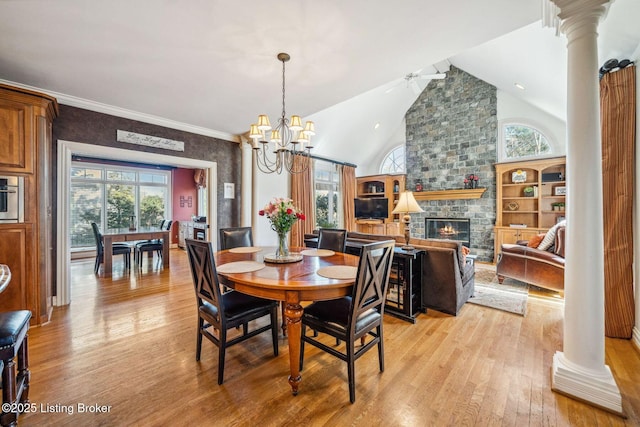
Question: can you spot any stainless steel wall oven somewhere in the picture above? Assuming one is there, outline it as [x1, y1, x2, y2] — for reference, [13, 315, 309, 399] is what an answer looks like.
[0, 176, 24, 223]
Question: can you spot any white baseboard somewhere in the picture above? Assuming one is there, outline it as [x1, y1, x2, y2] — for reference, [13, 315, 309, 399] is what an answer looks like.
[551, 351, 624, 416]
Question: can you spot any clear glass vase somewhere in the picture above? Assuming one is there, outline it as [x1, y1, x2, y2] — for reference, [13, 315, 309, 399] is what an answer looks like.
[275, 231, 289, 259]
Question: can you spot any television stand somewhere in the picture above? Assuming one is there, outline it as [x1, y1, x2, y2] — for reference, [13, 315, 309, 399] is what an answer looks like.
[355, 220, 400, 236]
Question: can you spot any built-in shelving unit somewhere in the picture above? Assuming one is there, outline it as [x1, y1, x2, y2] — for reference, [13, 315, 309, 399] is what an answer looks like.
[494, 156, 566, 261]
[355, 174, 405, 235]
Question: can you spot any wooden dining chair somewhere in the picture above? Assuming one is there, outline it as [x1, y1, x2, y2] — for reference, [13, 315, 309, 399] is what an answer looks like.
[91, 222, 131, 273]
[219, 227, 253, 250]
[317, 228, 347, 252]
[299, 240, 395, 403]
[185, 238, 279, 385]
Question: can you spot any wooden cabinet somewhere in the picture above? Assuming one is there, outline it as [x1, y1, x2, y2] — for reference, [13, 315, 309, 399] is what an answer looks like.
[494, 157, 566, 260]
[354, 221, 400, 236]
[355, 174, 405, 235]
[0, 84, 58, 325]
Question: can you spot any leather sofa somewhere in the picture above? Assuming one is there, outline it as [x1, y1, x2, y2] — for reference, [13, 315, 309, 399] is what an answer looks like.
[496, 226, 565, 292]
[304, 231, 476, 316]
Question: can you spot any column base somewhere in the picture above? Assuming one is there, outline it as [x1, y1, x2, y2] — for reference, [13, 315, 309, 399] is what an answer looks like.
[551, 351, 624, 416]
[633, 326, 640, 353]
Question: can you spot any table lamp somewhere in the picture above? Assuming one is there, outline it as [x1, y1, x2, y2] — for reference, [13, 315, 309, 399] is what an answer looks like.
[391, 191, 424, 250]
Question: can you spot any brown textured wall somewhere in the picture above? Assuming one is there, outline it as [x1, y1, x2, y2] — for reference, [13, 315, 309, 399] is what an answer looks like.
[51, 104, 243, 237]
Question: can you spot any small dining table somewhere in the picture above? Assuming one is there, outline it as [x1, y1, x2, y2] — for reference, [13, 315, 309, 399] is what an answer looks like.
[102, 229, 170, 277]
[214, 247, 360, 395]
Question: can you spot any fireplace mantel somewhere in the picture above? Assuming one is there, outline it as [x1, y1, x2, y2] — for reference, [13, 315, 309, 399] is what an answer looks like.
[413, 188, 486, 201]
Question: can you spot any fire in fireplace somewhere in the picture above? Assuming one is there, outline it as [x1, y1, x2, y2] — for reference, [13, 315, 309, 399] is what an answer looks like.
[425, 218, 471, 247]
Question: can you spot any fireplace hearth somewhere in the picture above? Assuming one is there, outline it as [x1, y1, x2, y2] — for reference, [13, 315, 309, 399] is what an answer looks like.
[425, 218, 471, 247]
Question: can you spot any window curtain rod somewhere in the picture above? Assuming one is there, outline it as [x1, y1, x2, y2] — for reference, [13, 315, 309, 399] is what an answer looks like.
[71, 155, 177, 171]
[293, 152, 357, 168]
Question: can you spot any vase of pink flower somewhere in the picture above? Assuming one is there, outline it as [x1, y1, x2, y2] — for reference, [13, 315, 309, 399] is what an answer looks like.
[465, 174, 479, 189]
[259, 197, 306, 258]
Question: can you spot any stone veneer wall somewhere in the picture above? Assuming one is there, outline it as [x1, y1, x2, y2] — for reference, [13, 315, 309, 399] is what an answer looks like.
[405, 66, 497, 262]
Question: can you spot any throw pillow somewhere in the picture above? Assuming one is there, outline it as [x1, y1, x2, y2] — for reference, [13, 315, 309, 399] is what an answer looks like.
[537, 219, 567, 251]
[461, 245, 470, 264]
[527, 233, 546, 248]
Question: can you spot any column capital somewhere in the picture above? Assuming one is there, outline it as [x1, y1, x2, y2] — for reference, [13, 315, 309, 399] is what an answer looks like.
[551, 0, 611, 40]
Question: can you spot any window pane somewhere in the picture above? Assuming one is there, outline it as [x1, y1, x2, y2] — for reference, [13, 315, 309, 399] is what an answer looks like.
[504, 125, 551, 159]
[139, 186, 167, 229]
[70, 183, 102, 248]
[380, 146, 405, 174]
[106, 184, 135, 231]
[140, 172, 168, 184]
[71, 167, 102, 179]
[107, 170, 136, 182]
[314, 160, 341, 229]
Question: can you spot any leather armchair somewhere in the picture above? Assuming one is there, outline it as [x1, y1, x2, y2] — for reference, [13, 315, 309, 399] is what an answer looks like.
[496, 226, 565, 292]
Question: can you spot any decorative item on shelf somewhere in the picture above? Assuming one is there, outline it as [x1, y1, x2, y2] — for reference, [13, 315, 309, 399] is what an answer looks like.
[415, 180, 423, 192]
[464, 173, 479, 189]
[391, 191, 424, 251]
[259, 197, 305, 260]
[554, 186, 567, 196]
[393, 183, 399, 193]
[523, 186, 535, 197]
[511, 169, 527, 183]
[551, 202, 565, 211]
[248, 53, 316, 175]
[506, 201, 519, 211]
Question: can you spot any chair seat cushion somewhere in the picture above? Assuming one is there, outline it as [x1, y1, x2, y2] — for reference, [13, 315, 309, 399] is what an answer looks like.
[112, 244, 131, 255]
[199, 292, 276, 322]
[0, 310, 31, 348]
[303, 297, 380, 336]
[135, 241, 162, 250]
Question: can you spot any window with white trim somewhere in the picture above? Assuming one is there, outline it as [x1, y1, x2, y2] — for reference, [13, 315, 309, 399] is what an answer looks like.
[501, 123, 552, 161]
[70, 162, 171, 249]
[380, 145, 406, 174]
[314, 160, 342, 229]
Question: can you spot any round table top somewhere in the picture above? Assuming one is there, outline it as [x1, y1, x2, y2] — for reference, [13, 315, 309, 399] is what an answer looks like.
[214, 247, 360, 302]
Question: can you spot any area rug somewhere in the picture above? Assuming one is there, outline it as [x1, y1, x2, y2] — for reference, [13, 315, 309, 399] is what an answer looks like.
[468, 264, 529, 316]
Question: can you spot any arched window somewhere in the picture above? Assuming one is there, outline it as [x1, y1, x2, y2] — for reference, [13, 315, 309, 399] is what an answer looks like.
[500, 123, 552, 161]
[380, 145, 405, 174]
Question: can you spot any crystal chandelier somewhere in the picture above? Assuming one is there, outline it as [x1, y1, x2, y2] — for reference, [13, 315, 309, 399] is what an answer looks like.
[249, 53, 315, 174]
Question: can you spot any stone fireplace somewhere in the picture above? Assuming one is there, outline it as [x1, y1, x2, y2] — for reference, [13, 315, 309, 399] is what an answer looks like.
[425, 218, 471, 247]
[405, 66, 497, 262]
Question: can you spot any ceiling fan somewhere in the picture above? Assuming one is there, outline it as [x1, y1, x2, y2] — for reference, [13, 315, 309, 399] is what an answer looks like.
[404, 71, 446, 93]
[386, 70, 447, 94]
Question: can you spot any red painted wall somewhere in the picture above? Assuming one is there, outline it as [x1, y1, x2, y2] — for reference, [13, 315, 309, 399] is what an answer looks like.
[172, 168, 198, 244]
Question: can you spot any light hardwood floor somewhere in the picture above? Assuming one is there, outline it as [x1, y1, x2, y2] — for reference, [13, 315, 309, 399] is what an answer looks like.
[19, 249, 640, 426]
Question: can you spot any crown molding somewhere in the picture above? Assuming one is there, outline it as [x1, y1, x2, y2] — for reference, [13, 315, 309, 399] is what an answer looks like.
[0, 79, 240, 143]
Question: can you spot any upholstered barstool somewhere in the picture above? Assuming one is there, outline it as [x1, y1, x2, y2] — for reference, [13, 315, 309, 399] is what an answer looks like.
[0, 310, 31, 427]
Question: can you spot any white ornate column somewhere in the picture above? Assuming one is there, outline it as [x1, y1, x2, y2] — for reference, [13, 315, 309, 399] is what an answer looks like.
[548, 0, 623, 414]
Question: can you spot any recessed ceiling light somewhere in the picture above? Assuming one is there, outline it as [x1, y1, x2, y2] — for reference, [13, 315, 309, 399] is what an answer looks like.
[514, 83, 525, 90]
[374, 123, 380, 130]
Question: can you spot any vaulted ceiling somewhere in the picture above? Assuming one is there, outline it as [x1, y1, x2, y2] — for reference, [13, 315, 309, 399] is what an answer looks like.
[1, 0, 638, 170]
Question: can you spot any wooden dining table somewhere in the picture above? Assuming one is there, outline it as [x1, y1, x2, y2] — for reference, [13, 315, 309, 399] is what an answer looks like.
[214, 247, 360, 395]
[102, 229, 170, 277]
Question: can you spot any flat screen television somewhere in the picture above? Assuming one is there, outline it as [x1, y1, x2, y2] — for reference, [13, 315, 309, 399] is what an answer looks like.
[354, 198, 388, 219]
